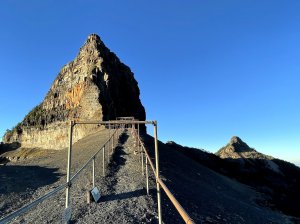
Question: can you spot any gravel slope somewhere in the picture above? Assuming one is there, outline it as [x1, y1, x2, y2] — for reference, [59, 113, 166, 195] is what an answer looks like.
[142, 135, 294, 224]
[1, 128, 296, 223]
[0, 129, 158, 223]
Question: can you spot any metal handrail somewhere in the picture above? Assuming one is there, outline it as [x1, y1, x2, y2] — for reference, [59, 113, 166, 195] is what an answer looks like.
[157, 178, 194, 224]
[0, 183, 67, 224]
[0, 129, 119, 224]
[137, 134, 195, 224]
[1, 121, 194, 224]
[70, 129, 117, 183]
[140, 143, 156, 175]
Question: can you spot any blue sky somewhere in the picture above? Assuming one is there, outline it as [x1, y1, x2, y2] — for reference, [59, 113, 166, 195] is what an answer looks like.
[0, 1, 299, 165]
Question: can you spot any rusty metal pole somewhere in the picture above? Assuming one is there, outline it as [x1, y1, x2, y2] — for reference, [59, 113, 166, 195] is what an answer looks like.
[108, 124, 112, 154]
[102, 145, 105, 176]
[141, 127, 144, 176]
[111, 127, 115, 152]
[109, 123, 111, 154]
[65, 120, 74, 209]
[154, 121, 162, 224]
[145, 155, 149, 195]
[138, 124, 142, 165]
[92, 157, 95, 188]
[141, 150, 144, 176]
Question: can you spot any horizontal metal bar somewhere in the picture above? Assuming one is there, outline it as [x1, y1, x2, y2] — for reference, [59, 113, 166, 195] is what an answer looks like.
[136, 134, 194, 224]
[0, 183, 67, 224]
[157, 178, 194, 224]
[74, 120, 155, 125]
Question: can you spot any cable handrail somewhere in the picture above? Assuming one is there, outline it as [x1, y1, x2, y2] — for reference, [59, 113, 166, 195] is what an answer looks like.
[0, 128, 119, 224]
[1, 120, 195, 224]
[70, 129, 117, 183]
[0, 183, 67, 224]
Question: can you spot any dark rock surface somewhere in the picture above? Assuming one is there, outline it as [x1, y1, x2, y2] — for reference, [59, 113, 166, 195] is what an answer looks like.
[3, 34, 145, 149]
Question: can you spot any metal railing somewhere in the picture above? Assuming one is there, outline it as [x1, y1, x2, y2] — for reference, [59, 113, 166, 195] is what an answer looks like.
[0, 124, 120, 224]
[132, 124, 195, 224]
[0, 119, 194, 224]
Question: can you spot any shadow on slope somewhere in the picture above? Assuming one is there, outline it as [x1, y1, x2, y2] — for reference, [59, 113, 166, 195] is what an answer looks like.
[101, 188, 155, 202]
[166, 141, 300, 220]
[0, 165, 61, 195]
[140, 135, 292, 223]
[0, 142, 21, 163]
[106, 131, 129, 189]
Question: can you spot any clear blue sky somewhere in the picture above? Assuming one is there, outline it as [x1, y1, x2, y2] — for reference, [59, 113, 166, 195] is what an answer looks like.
[0, 1, 299, 165]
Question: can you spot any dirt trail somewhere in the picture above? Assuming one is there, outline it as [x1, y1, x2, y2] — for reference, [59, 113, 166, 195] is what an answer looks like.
[1, 128, 294, 224]
[0, 129, 158, 223]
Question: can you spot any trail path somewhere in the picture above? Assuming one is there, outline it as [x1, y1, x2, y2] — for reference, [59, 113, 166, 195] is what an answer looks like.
[1, 128, 294, 224]
[1, 129, 158, 224]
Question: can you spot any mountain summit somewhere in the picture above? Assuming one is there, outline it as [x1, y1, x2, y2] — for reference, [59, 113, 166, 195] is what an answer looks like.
[3, 34, 145, 149]
[216, 136, 273, 160]
[216, 136, 256, 159]
[227, 136, 254, 153]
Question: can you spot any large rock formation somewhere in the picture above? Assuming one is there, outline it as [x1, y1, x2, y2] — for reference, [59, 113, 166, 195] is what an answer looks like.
[3, 34, 146, 149]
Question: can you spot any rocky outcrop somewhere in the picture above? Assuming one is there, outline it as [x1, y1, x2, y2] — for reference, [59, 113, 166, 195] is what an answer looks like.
[216, 136, 272, 160]
[3, 34, 145, 149]
[216, 136, 282, 173]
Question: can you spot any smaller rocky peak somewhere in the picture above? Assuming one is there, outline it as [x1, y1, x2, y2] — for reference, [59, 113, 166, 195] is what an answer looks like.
[230, 136, 242, 144]
[86, 33, 102, 44]
[216, 136, 256, 159]
[228, 136, 253, 153]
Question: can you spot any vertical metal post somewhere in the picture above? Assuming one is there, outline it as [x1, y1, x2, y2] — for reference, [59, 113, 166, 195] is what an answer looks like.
[111, 130, 115, 152]
[146, 155, 149, 195]
[110, 124, 114, 150]
[154, 121, 162, 224]
[102, 145, 105, 176]
[141, 129, 147, 176]
[141, 146, 144, 176]
[138, 124, 142, 164]
[109, 123, 111, 152]
[92, 157, 95, 188]
[65, 121, 74, 209]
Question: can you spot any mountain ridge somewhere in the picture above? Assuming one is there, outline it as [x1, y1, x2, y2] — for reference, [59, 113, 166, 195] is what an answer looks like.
[167, 137, 300, 219]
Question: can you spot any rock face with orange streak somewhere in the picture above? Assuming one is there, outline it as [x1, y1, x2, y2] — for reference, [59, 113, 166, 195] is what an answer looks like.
[3, 34, 146, 149]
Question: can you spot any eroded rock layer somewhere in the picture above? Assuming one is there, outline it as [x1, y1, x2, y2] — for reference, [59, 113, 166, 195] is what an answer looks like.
[3, 34, 145, 149]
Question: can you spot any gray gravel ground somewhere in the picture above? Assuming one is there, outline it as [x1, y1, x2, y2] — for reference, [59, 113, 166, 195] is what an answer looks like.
[1, 128, 296, 224]
[1, 129, 158, 223]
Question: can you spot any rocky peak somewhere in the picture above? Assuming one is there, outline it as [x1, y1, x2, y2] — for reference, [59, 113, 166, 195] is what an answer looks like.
[3, 34, 146, 149]
[87, 33, 102, 43]
[228, 136, 253, 153]
[216, 136, 256, 159]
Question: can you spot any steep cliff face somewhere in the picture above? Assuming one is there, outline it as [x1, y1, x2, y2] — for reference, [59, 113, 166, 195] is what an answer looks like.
[3, 34, 146, 149]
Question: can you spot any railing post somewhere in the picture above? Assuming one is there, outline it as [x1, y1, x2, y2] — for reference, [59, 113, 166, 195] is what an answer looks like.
[112, 130, 114, 151]
[109, 123, 111, 154]
[65, 120, 74, 209]
[109, 122, 111, 154]
[141, 146, 144, 176]
[145, 153, 149, 195]
[92, 157, 95, 188]
[103, 145, 105, 176]
[154, 121, 162, 224]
